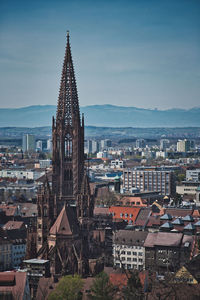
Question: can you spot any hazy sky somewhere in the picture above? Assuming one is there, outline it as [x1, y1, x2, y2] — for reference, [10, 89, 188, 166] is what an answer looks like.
[0, 0, 199, 109]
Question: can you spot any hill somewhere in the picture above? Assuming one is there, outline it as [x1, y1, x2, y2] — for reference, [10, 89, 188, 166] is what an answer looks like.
[0, 105, 200, 127]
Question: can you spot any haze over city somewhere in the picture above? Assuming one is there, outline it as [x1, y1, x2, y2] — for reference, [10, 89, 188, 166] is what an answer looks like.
[0, 0, 200, 110]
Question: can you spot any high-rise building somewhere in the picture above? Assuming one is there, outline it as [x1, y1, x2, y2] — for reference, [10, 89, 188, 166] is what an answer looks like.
[46, 139, 52, 152]
[136, 139, 145, 148]
[100, 139, 112, 150]
[35, 33, 96, 278]
[22, 134, 36, 152]
[177, 139, 190, 152]
[92, 140, 99, 154]
[160, 139, 169, 151]
[85, 140, 93, 154]
[36, 140, 43, 151]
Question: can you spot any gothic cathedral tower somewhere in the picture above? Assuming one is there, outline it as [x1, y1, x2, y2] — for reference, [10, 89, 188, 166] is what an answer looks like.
[52, 31, 85, 214]
[36, 33, 94, 274]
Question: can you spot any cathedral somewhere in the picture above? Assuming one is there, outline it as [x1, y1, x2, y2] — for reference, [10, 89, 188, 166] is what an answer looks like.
[35, 32, 100, 278]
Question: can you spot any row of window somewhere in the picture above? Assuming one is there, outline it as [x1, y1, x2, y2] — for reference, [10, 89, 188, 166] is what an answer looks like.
[115, 245, 142, 250]
[115, 263, 144, 270]
[120, 257, 143, 262]
[115, 250, 143, 256]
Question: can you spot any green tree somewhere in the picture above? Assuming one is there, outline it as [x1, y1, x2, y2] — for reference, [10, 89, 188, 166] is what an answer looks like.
[89, 271, 117, 300]
[122, 271, 144, 300]
[48, 274, 83, 300]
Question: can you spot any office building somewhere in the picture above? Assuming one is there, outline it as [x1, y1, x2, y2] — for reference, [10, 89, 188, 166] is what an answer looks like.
[177, 139, 191, 152]
[22, 134, 36, 152]
[123, 168, 175, 195]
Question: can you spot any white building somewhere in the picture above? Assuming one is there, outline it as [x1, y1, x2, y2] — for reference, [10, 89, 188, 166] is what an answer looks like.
[0, 169, 44, 180]
[186, 169, 200, 182]
[113, 230, 148, 271]
[46, 139, 52, 152]
[100, 139, 112, 150]
[123, 168, 175, 195]
[36, 140, 43, 151]
[110, 159, 124, 169]
[177, 139, 190, 152]
[39, 159, 52, 169]
[156, 151, 168, 159]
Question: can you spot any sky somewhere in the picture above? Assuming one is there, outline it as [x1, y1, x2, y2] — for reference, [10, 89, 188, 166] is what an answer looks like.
[0, 0, 200, 110]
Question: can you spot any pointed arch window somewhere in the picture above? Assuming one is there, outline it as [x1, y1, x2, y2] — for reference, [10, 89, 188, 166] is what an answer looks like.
[65, 133, 72, 160]
[43, 207, 47, 217]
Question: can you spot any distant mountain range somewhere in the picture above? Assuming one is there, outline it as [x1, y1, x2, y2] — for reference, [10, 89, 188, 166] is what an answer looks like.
[0, 104, 200, 127]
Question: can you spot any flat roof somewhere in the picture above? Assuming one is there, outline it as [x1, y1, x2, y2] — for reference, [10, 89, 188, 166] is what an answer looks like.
[23, 258, 49, 264]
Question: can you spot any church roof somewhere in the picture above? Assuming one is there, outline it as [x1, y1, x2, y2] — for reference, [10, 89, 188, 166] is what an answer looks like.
[50, 205, 78, 236]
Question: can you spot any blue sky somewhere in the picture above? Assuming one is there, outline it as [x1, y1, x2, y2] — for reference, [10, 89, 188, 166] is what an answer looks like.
[0, 0, 199, 109]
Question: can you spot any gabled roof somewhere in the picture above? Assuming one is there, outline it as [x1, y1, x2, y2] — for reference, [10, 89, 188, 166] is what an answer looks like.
[50, 205, 78, 236]
[144, 232, 183, 248]
[165, 208, 193, 218]
[3, 221, 25, 230]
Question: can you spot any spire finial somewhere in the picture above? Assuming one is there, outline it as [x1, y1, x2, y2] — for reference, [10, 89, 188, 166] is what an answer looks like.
[67, 30, 70, 42]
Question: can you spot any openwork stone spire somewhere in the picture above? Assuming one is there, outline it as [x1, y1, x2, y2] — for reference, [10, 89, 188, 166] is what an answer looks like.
[56, 31, 80, 127]
[52, 32, 85, 212]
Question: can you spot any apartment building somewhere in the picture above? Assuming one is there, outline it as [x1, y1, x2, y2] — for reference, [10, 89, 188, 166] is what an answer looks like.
[113, 230, 148, 271]
[123, 168, 175, 196]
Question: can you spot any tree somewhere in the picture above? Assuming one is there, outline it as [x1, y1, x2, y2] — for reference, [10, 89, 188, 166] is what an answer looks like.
[122, 271, 144, 300]
[48, 274, 83, 300]
[89, 271, 117, 300]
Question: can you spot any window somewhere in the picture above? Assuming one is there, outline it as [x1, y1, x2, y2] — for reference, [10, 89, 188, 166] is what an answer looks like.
[121, 251, 125, 255]
[127, 251, 131, 255]
[133, 258, 137, 262]
[138, 252, 143, 256]
[133, 252, 137, 256]
[120, 213, 123, 217]
[121, 257, 125, 261]
[127, 257, 131, 261]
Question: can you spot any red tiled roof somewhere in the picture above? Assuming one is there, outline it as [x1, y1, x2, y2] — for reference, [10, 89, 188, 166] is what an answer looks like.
[3, 221, 24, 230]
[0, 274, 15, 283]
[0, 271, 28, 300]
[165, 208, 193, 218]
[146, 215, 160, 227]
[135, 208, 151, 226]
[144, 232, 183, 248]
[109, 206, 141, 223]
[0, 205, 17, 216]
[109, 273, 128, 289]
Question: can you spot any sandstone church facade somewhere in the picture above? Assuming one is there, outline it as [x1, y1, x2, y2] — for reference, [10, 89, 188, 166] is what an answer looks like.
[34, 32, 102, 278]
